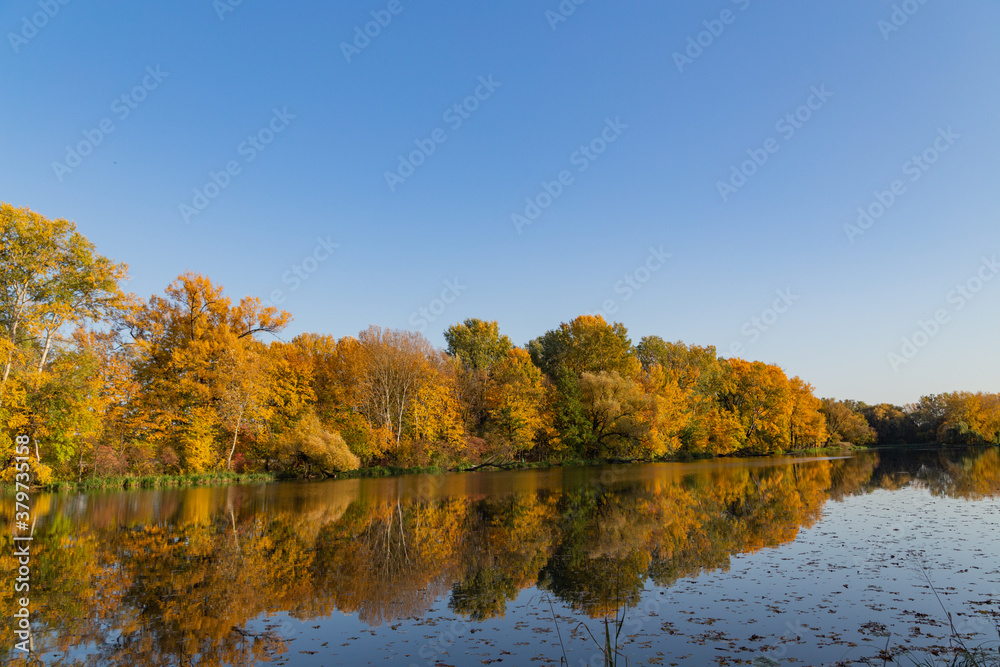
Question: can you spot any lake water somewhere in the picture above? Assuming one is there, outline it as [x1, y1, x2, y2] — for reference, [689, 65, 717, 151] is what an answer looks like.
[3, 447, 999, 666]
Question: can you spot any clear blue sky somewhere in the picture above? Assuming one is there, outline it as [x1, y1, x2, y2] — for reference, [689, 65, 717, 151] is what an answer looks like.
[2, 1, 998, 405]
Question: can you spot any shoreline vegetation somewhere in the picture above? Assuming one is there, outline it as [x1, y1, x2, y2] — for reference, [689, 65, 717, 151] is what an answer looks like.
[4, 204, 1000, 491]
[30, 449, 779, 493]
[30, 441, 994, 494]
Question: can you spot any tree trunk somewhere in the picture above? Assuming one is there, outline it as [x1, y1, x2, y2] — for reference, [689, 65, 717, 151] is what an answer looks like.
[36, 329, 54, 376]
[0, 285, 28, 406]
[0, 355, 12, 401]
[227, 405, 244, 470]
[228, 500, 241, 554]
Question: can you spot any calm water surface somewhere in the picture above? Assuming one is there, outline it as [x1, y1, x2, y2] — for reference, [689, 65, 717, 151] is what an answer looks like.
[3, 447, 999, 666]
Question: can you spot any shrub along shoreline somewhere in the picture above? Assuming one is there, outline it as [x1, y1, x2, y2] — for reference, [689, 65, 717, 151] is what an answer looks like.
[28, 442, 1000, 493]
[31, 444, 873, 493]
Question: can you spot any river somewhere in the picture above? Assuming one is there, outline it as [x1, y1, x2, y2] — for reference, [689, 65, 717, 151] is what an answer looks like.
[3, 447, 999, 665]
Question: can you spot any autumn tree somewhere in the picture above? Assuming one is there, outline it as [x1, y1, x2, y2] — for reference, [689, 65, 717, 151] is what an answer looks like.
[636, 337, 722, 455]
[937, 392, 1000, 445]
[276, 410, 360, 475]
[354, 326, 434, 454]
[860, 403, 917, 444]
[444, 319, 514, 438]
[638, 363, 691, 455]
[26, 330, 118, 481]
[578, 371, 658, 458]
[444, 319, 513, 371]
[787, 377, 827, 450]
[482, 348, 546, 458]
[84, 329, 156, 477]
[906, 394, 947, 443]
[528, 314, 639, 379]
[636, 337, 719, 393]
[820, 398, 875, 445]
[0, 203, 130, 399]
[407, 353, 467, 462]
[216, 342, 276, 469]
[290, 334, 378, 462]
[0, 203, 131, 476]
[715, 359, 791, 455]
[292, 330, 469, 467]
[128, 272, 291, 472]
[528, 315, 641, 458]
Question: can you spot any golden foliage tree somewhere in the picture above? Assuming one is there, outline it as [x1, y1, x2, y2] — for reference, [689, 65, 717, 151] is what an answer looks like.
[483, 348, 546, 457]
[129, 272, 291, 472]
[277, 410, 360, 474]
[355, 326, 434, 453]
[0, 203, 131, 479]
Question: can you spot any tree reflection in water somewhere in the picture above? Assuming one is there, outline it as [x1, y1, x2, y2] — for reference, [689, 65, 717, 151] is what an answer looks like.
[3, 447, 999, 664]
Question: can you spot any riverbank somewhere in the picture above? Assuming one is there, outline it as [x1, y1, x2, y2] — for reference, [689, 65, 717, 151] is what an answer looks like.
[29, 446, 867, 493]
[37, 470, 277, 493]
[34, 461, 586, 492]
[24, 442, 983, 494]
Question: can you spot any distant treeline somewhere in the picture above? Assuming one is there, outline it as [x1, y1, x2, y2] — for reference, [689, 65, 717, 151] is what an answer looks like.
[823, 394, 1000, 447]
[1, 203, 997, 483]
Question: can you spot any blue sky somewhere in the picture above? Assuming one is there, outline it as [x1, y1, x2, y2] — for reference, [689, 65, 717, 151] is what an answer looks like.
[2, 1, 998, 405]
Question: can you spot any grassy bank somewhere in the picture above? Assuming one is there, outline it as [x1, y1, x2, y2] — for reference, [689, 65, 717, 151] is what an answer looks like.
[29, 461, 578, 493]
[783, 443, 858, 456]
[39, 470, 276, 493]
[29, 445, 880, 493]
[29, 458, 646, 492]
[330, 459, 600, 480]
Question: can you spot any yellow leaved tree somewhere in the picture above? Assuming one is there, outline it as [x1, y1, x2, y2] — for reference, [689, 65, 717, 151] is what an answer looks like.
[0, 203, 130, 482]
[128, 272, 292, 473]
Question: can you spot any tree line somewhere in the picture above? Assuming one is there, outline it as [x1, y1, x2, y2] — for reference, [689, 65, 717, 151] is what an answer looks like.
[821, 393, 1000, 447]
[1, 204, 997, 483]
